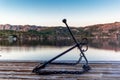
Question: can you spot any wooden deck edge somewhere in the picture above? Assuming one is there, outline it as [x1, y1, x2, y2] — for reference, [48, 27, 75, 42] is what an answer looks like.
[0, 60, 120, 64]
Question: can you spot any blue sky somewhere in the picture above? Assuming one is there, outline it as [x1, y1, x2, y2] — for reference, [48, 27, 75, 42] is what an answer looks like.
[0, 0, 120, 27]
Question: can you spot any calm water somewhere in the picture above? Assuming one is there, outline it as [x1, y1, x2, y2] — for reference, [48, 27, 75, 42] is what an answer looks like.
[0, 38, 120, 61]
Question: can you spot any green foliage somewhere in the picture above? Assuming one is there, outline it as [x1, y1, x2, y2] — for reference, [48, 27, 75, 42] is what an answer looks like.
[28, 30, 39, 34]
[0, 25, 114, 39]
[0, 30, 16, 37]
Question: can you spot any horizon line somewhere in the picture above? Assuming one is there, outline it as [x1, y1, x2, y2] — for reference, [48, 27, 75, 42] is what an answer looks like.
[0, 21, 120, 27]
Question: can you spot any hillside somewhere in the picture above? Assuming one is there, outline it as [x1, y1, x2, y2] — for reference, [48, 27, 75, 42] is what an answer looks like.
[0, 22, 120, 40]
[82, 22, 120, 38]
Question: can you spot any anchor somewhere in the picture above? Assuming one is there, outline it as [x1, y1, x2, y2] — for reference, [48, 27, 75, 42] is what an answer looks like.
[32, 19, 91, 74]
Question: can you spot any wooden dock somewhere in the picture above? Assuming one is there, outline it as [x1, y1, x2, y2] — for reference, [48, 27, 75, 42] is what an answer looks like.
[0, 61, 120, 80]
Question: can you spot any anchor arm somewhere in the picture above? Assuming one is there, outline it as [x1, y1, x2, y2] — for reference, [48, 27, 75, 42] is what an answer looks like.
[63, 19, 89, 65]
[32, 44, 78, 73]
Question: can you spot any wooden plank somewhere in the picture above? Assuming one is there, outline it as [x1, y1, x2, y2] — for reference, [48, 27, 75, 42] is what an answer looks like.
[0, 61, 119, 79]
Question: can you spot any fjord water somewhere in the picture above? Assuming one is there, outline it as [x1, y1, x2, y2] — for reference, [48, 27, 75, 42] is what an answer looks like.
[0, 38, 120, 61]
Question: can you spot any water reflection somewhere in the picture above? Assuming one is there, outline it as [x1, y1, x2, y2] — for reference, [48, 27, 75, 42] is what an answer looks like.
[0, 38, 120, 51]
[0, 39, 74, 47]
[0, 38, 120, 61]
[89, 38, 120, 51]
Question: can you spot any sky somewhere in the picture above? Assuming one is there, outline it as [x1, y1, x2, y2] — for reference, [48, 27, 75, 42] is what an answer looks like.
[0, 0, 120, 27]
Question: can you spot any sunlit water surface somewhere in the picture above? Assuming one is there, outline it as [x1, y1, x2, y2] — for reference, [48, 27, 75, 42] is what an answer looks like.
[0, 38, 120, 61]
